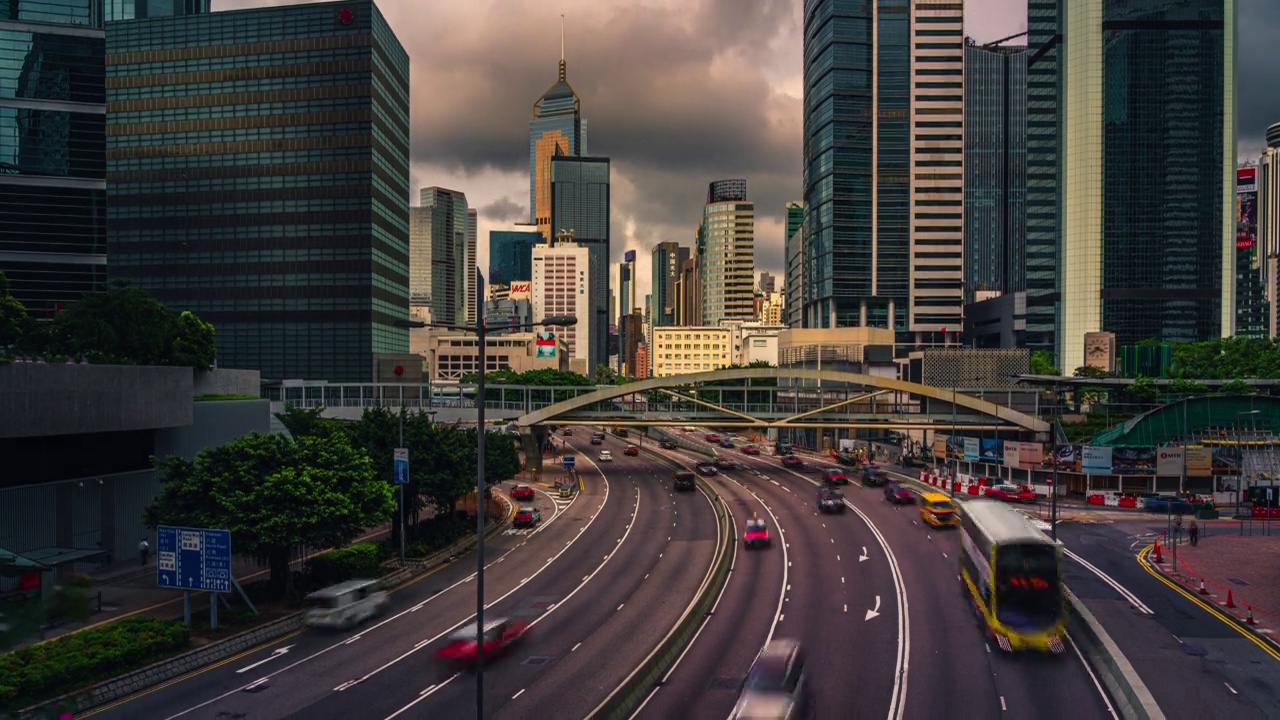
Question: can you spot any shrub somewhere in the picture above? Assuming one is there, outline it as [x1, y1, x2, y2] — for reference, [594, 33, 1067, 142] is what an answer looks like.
[307, 542, 391, 587]
[0, 617, 189, 709]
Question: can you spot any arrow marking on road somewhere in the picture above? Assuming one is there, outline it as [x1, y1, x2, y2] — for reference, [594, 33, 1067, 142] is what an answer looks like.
[236, 646, 294, 674]
[859, 547, 869, 562]
[865, 596, 881, 621]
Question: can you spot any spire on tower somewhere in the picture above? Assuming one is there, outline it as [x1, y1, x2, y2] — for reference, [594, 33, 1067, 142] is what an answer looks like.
[558, 14, 567, 82]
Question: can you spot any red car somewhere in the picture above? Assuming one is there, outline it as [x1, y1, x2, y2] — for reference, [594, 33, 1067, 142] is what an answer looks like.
[510, 485, 535, 502]
[823, 468, 848, 485]
[624, 446, 640, 456]
[985, 484, 1038, 503]
[705, 434, 721, 443]
[884, 482, 914, 505]
[743, 517, 771, 548]
[741, 445, 760, 455]
[434, 618, 529, 665]
[781, 455, 804, 469]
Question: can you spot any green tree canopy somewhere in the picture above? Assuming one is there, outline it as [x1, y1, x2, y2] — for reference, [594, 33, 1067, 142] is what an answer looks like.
[143, 431, 394, 595]
[1162, 337, 1280, 380]
[1030, 350, 1060, 376]
[0, 272, 29, 354]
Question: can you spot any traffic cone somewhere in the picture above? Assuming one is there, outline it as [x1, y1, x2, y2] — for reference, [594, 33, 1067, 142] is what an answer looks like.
[1199, 579, 1209, 595]
[1246, 607, 1256, 625]
[1226, 590, 1236, 608]
[1153, 541, 1164, 563]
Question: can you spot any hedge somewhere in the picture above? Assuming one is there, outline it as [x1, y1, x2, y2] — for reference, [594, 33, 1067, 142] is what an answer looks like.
[307, 542, 391, 587]
[0, 616, 189, 709]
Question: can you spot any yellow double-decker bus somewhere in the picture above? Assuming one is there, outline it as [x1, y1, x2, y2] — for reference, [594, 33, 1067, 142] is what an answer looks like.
[957, 499, 1067, 653]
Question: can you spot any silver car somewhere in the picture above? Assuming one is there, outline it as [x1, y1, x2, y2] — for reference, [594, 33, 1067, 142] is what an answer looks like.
[731, 639, 810, 719]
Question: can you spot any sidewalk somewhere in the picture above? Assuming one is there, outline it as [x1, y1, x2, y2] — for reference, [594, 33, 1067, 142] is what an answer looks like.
[1153, 530, 1280, 633]
[24, 524, 391, 647]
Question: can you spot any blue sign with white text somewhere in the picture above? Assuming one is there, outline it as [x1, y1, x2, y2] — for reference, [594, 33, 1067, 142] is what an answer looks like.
[394, 447, 410, 485]
[562, 455, 576, 469]
[156, 526, 232, 593]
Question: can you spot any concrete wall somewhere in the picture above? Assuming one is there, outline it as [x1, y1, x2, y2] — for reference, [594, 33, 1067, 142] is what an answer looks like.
[0, 363, 193, 439]
[193, 368, 261, 397]
[154, 399, 273, 460]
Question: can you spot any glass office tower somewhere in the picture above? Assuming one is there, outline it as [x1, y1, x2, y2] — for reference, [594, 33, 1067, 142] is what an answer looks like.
[489, 227, 541, 285]
[530, 44, 586, 241]
[549, 155, 609, 371]
[105, 0, 410, 382]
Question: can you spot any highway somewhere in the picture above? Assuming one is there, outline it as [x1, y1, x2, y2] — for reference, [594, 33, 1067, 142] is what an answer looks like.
[84, 432, 718, 720]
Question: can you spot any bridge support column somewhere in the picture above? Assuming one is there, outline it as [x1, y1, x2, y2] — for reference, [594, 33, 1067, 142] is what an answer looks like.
[520, 426, 547, 476]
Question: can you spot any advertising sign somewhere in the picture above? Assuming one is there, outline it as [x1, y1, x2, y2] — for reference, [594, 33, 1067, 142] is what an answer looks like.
[934, 434, 948, 460]
[624, 249, 636, 263]
[1003, 442, 1022, 468]
[979, 438, 1003, 464]
[1020, 441, 1044, 468]
[1186, 447, 1213, 476]
[535, 330, 558, 359]
[156, 526, 232, 593]
[509, 281, 532, 299]
[1082, 446, 1113, 475]
[393, 447, 409, 485]
[963, 437, 980, 462]
[1156, 446, 1184, 476]
[1238, 167, 1259, 267]
[1112, 447, 1156, 474]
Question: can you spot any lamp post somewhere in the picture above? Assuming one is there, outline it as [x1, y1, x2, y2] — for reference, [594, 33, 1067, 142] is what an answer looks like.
[396, 307, 575, 720]
[1050, 382, 1060, 542]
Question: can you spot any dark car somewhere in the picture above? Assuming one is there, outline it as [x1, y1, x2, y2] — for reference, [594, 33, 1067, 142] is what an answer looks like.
[743, 517, 771, 548]
[561, 428, 572, 436]
[714, 456, 744, 471]
[674, 471, 697, 491]
[659, 440, 677, 449]
[1144, 495, 1195, 514]
[434, 617, 529, 666]
[817, 487, 845, 513]
[720, 438, 735, 449]
[730, 639, 808, 719]
[822, 468, 848, 485]
[696, 464, 719, 477]
[590, 436, 603, 445]
[781, 455, 804, 469]
[510, 485, 535, 502]
[513, 507, 542, 528]
[614, 428, 629, 438]
[884, 482, 914, 505]
[624, 445, 640, 456]
[861, 466, 889, 487]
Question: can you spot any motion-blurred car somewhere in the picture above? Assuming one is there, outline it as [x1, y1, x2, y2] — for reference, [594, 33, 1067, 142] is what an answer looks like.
[1143, 495, 1195, 514]
[659, 440, 677, 449]
[599, 450, 613, 462]
[719, 438, 735, 449]
[884, 482, 914, 505]
[742, 445, 760, 455]
[822, 468, 848, 485]
[696, 463, 719, 477]
[674, 471, 697, 492]
[730, 639, 809, 720]
[714, 457, 744, 471]
[984, 483, 1037, 503]
[861, 466, 889, 487]
[624, 445, 640, 456]
[781, 455, 804, 469]
[561, 428, 572, 436]
[919, 492, 957, 527]
[590, 434, 604, 445]
[817, 486, 845, 513]
[513, 507, 542, 528]
[510, 485, 535, 502]
[743, 516, 771, 548]
[706, 434, 721, 443]
[433, 618, 529, 665]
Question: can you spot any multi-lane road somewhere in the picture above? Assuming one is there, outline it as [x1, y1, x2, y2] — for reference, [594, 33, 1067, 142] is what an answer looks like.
[80, 427, 1280, 719]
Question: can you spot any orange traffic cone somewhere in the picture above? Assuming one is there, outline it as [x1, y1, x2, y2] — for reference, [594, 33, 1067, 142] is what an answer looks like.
[1247, 606, 1256, 625]
[1153, 541, 1164, 563]
[1226, 590, 1236, 608]
[1199, 579, 1209, 595]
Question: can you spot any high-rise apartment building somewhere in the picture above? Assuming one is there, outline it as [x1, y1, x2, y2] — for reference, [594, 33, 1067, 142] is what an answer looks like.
[651, 241, 689, 328]
[1261, 123, 1280, 338]
[799, 1, 962, 341]
[531, 241, 590, 369]
[550, 155, 609, 371]
[758, 271, 776, 294]
[105, 0, 409, 382]
[420, 187, 470, 327]
[488, 225, 540, 286]
[530, 24, 586, 241]
[1030, 0, 1235, 371]
[1236, 166, 1269, 338]
[784, 202, 803, 328]
[699, 180, 755, 324]
[964, 39, 1027, 305]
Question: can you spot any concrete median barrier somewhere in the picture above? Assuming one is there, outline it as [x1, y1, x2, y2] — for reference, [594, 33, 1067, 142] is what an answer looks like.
[1065, 588, 1164, 720]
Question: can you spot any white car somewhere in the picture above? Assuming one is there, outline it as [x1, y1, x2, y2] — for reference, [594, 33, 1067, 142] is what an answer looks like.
[599, 450, 613, 462]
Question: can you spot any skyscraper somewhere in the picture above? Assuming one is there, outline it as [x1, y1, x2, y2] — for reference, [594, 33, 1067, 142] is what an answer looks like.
[105, 0, 409, 382]
[466, 208, 478, 325]
[784, 201, 803, 328]
[550, 155, 609, 371]
[532, 240, 590, 369]
[651, 241, 689, 327]
[619, 250, 636, 323]
[800, 0, 963, 340]
[488, 225, 540, 286]
[1261, 123, 1280, 338]
[759, 272, 776, 294]
[1235, 165, 1269, 338]
[409, 206, 433, 315]
[1033, 0, 1235, 371]
[964, 38, 1028, 305]
[420, 187, 470, 327]
[699, 179, 755, 324]
[530, 20, 587, 241]
[677, 256, 699, 326]
[1024, 0, 1063, 355]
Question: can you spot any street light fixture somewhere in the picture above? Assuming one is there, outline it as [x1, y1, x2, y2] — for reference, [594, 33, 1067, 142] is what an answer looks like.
[395, 310, 575, 719]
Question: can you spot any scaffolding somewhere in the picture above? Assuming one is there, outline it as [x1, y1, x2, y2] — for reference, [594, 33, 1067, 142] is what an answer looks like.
[1240, 442, 1280, 484]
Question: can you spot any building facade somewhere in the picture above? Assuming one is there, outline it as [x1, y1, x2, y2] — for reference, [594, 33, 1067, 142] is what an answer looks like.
[465, 208, 477, 325]
[531, 241, 590, 369]
[408, 205, 433, 320]
[964, 39, 1027, 305]
[549, 155, 609, 372]
[420, 187, 470, 327]
[488, 225, 540, 286]
[676, 255, 699, 326]
[105, 0, 410, 382]
[784, 201, 803, 328]
[651, 326, 732, 377]
[1236, 165, 1269, 338]
[413, 331, 567, 382]
[620, 311, 641, 378]
[529, 33, 586, 241]
[758, 271, 776, 294]
[699, 179, 756, 324]
[1259, 122, 1280, 338]
[650, 241, 688, 328]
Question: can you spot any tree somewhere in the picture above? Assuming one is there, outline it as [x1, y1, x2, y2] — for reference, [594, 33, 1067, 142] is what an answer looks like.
[143, 432, 394, 596]
[1219, 379, 1255, 396]
[595, 364, 619, 384]
[1030, 350, 1060, 376]
[1123, 375, 1159, 403]
[171, 310, 217, 370]
[275, 405, 348, 440]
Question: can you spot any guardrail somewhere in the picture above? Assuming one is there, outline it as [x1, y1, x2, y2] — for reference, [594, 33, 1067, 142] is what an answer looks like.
[1065, 588, 1164, 720]
[587, 446, 734, 719]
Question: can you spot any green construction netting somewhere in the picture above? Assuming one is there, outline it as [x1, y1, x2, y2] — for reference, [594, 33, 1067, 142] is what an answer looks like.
[1091, 395, 1280, 447]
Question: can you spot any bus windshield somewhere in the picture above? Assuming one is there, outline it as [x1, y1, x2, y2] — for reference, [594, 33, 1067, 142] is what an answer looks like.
[994, 543, 1060, 630]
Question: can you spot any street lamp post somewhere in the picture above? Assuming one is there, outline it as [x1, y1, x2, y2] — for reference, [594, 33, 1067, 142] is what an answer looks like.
[395, 307, 575, 720]
[1050, 382, 1060, 542]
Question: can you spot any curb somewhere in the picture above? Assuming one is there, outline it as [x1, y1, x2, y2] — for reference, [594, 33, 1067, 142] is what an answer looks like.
[1065, 588, 1165, 720]
[1143, 549, 1280, 654]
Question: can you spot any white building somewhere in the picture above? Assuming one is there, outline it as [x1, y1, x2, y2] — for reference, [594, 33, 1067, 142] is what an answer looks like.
[651, 326, 733, 377]
[718, 319, 786, 366]
[532, 242, 591, 371]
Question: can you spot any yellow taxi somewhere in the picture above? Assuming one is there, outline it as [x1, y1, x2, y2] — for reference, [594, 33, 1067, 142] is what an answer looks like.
[919, 491, 958, 528]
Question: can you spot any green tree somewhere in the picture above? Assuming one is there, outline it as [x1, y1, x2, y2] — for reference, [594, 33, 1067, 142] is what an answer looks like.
[1072, 365, 1112, 379]
[1123, 375, 1159, 403]
[0, 272, 32, 358]
[1219, 379, 1255, 395]
[1168, 378, 1210, 395]
[143, 431, 394, 596]
[595, 364, 619, 384]
[171, 310, 217, 370]
[275, 405, 348, 440]
[1030, 349, 1060, 376]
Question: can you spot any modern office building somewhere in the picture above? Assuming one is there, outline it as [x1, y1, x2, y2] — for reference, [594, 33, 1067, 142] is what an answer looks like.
[620, 311, 641, 377]
[488, 224, 540, 286]
[784, 201, 803, 328]
[1, 2, 105, 312]
[408, 206, 433, 315]
[529, 23, 587, 241]
[651, 241, 688, 328]
[549, 155, 609, 371]
[1030, 0, 1235, 371]
[1236, 165, 1269, 338]
[531, 240, 590, 372]
[105, 0, 410, 382]
[465, 208, 477, 325]
[964, 38, 1027, 306]
[618, 249, 635, 373]
[758, 271, 776, 294]
[676, 255, 699, 326]
[419, 187, 470, 327]
[800, 0, 963, 341]
[1259, 122, 1280, 338]
[651, 326, 732, 377]
[699, 179, 756, 324]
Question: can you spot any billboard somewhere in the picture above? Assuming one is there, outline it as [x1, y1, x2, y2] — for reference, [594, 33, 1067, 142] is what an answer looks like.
[624, 249, 636, 263]
[1238, 167, 1259, 268]
[535, 330, 558, 359]
[509, 281, 531, 299]
[1082, 446, 1113, 475]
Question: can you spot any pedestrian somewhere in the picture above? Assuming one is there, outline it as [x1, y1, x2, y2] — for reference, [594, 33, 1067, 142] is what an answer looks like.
[1189, 520, 1199, 546]
[138, 538, 149, 566]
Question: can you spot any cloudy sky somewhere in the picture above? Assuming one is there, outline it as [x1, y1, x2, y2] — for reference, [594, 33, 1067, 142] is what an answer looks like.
[220, 0, 1277, 306]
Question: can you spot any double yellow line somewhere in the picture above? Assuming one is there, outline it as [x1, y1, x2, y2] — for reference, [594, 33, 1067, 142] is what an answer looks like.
[1136, 544, 1280, 663]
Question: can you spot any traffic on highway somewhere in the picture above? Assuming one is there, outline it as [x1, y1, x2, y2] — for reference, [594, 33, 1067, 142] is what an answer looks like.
[78, 427, 1280, 720]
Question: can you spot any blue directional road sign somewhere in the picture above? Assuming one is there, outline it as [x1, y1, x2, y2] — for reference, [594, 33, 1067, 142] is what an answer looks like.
[156, 526, 232, 593]
[562, 454, 576, 470]
[394, 447, 409, 485]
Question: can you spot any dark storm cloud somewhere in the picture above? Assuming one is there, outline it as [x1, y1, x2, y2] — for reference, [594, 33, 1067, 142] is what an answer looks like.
[478, 196, 526, 223]
[1239, 0, 1280, 151]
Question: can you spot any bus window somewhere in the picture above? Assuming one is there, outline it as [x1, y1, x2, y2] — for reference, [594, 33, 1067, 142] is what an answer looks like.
[994, 543, 1060, 630]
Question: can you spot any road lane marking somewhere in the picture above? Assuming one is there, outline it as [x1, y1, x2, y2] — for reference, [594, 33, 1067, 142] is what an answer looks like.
[617, 603, 625, 611]
[513, 688, 527, 699]
[1063, 547, 1153, 614]
[1225, 682, 1238, 695]
[572, 642, 581, 652]
[1067, 634, 1119, 719]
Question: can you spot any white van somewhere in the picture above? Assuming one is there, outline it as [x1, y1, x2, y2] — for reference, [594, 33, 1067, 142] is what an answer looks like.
[305, 579, 389, 630]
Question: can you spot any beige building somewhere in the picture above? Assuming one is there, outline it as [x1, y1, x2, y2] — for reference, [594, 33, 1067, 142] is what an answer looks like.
[699, 180, 756, 323]
[777, 327, 897, 368]
[532, 241, 591, 368]
[758, 291, 784, 325]
[412, 330, 568, 382]
[651, 326, 733, 377]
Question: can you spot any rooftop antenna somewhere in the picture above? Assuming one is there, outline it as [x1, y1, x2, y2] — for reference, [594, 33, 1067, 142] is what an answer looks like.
[559, 14, 567, 81]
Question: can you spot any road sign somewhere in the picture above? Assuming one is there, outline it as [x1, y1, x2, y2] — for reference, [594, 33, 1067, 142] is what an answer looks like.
[156, 526, 232, 593]
[562, 454, 576, 469]
[394, 447, 409, 485]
